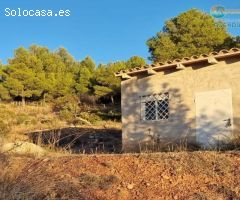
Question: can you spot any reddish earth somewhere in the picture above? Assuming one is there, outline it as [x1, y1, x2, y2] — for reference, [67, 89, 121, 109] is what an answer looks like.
[1, 151, 240, 200]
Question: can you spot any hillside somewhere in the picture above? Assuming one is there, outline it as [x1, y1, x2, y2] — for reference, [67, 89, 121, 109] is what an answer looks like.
[1, 152, 240, 200]
[0, 103, 66, 138]
[0, 102, 121, 144]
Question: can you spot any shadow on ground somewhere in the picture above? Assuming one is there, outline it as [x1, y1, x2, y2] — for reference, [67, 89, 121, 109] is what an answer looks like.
[28, 127, 122, 154]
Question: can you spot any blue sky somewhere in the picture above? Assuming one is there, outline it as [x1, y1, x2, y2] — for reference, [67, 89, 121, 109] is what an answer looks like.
[0, 0, 239, 65]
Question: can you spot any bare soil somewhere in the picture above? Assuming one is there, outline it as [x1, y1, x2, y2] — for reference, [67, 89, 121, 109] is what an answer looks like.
[1, 151, 240, 200]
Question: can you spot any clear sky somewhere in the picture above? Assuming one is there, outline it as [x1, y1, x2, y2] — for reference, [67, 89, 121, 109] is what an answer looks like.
[0, 0, 239, 65]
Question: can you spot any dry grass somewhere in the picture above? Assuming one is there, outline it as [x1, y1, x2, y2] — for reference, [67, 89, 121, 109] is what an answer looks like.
[0, 103, 66, 139]
[0, 102, 121, 144]
[0, 151, 240, 199]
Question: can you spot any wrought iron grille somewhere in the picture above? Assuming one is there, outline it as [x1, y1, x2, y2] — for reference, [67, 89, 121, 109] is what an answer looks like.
[141, 93, 169, 121]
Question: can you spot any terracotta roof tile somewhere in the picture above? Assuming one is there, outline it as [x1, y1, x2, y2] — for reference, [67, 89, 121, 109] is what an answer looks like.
[208, 52, 216, 56]
[115, 48, 240, 77]
[200, 54, 209, 57]
[231, 47, 239, 52]
[174, 59, 182, 62]
[182, 57, 191, 61]
[219, 49, 229, 54]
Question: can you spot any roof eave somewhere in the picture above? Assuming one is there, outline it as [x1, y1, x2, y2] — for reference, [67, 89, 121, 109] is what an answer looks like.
[115, 49, 240, 78]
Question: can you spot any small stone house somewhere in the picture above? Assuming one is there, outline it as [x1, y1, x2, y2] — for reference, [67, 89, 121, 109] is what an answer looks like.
[115, 48, 240, 152]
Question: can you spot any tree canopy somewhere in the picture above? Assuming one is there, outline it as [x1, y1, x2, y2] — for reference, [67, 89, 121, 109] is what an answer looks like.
[147, 9, 237, 63]
[0, 46, 145, 104]
[0, 9, 239, 105]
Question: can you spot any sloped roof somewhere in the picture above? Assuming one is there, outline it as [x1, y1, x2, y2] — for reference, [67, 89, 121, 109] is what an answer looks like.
[115, 48, 240, 78]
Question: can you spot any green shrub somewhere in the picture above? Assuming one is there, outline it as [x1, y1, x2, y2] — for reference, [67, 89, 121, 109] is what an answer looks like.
[16, 114, 29, 125]
[59, 110, 75, 124]
[96, 111, 121, 121]
[79, 112, 102, 124]
[30, 118, 38, 125]
[79, 173, 118, 190]
[54, 96, 81, 125]
[53, 95, 80, 113]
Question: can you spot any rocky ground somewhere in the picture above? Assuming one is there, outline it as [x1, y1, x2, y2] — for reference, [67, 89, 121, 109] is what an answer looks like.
[0, 151, 240, 200]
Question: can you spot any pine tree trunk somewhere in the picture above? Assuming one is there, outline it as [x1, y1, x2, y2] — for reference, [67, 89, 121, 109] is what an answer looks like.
[111, 95, 114, 104]
[22, 96, 25, 106]
[43, 93, 46, 106]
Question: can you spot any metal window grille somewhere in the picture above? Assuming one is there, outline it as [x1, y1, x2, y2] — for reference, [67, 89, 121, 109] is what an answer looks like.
[141, 93, 169, 121]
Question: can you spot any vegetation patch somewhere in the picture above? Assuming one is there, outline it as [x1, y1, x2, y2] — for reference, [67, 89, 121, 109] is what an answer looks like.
[79, 173, 119, 190]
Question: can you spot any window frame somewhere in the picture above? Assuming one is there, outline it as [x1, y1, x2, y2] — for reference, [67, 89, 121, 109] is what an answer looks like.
[140, 92, 170, 122]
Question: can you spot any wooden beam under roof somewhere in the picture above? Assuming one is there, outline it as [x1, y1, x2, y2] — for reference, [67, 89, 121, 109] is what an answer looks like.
[176, 63, 186, 70]
[147, 68, 157, 75]
[208, 56, 218, 64]
[121, 73, 132, 80]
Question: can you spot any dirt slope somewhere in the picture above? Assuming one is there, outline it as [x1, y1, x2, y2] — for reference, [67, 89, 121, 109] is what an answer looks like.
[1, 152, 240, 200]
